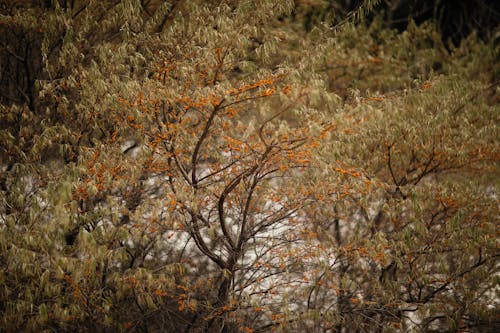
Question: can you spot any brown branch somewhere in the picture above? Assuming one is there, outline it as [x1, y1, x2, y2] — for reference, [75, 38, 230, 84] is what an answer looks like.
[420, 250, 488, 304]
[191, 98, 225, 188]
[197, 152, 252, 184]
[189, 215, 226, 268]
[217, 165, 258, 251]
[236, 145, 274, 248]
[387, 144, 399, 186]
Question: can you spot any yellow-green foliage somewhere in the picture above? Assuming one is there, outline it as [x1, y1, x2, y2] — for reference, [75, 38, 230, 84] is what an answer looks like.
[0, 1, 498, 332]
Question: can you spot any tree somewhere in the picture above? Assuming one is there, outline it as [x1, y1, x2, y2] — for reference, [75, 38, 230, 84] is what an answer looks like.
[1, 1, 498, 332]
[290, 21, 499, 332]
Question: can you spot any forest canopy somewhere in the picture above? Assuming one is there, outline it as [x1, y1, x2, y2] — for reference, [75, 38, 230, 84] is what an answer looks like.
[0, 1, 498, 332]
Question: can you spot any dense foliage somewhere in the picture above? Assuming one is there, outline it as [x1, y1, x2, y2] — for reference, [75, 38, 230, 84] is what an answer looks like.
[1, 1, 498, 332]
